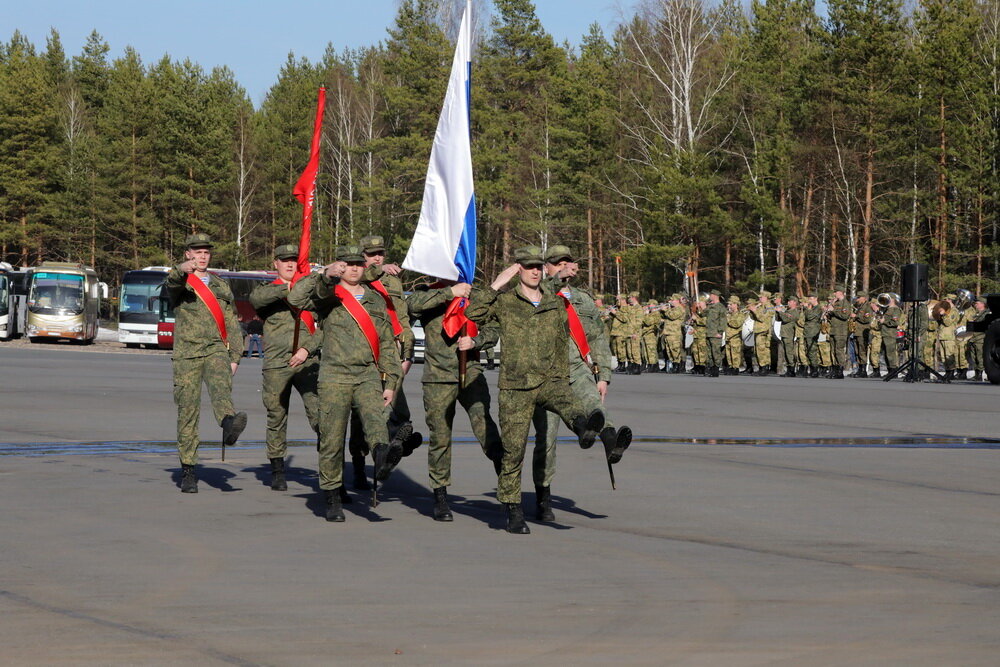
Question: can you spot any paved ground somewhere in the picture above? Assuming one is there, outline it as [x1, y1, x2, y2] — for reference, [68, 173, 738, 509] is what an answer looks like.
[1, 345, 999, 665]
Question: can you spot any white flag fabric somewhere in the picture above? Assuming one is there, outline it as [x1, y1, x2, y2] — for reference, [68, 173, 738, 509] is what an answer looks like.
[402, 1, 476, 283]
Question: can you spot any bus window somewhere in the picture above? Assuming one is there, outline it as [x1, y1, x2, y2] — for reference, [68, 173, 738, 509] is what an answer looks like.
[28, 273, 85, 315]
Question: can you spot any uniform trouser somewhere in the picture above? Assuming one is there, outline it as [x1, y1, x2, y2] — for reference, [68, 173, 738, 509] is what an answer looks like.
[937, 340, 957, 370]
[532, 363, 612, 488]
[498, 379, 585, 504]
[827, 333, 848, 367]
[796, 335, 808, 366]
[424, 376, 501, 489]
[754, 332, 770, 368]
[869, 331, 882, 368]
[855, 328, 871, 368]
[610, 336, 623, 361]
[969, 336, 985, 371]
[661, 335, 683, 363]
[881, 332, 899, 368]
[262, 360, 320, 460]
[705, 336, 724, 368]
[642, 333, 658, 364]
[692, 337, 708, 365]
[957, 338, 969, 370]
[725, 335, 742, 368]
[818, 339, 832, 367]
[317, 377, 389, 491]
[349, 378, 410, 458]
[923, 336, 937, 368]
[781, 336, 796, 368]
[804, 334, 820, 366]
[625, 335, 643, 363]
[173, 353, 235, 466]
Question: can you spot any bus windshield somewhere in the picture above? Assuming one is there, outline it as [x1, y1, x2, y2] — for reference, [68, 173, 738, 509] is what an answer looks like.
[28, 273, 85, 314]
[120, 273, 165, 322]
[0, 274, 8, 315]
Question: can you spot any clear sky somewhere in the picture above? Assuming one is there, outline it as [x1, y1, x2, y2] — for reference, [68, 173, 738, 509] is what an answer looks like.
[3, 1, 633, 107]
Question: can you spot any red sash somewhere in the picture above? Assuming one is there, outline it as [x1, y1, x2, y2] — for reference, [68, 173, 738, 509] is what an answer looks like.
[335, 285, 381, 363]
[187, 274, 229, 349]
[558, 289, 591, 361]
[272, 277, 317, 334]
[369, 279, 404, 337]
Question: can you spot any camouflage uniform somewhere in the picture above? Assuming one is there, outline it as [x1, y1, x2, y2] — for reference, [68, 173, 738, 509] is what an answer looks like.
[968, 303, 988, 379]
[936, 296, 960, 376]
[690, 304, 708, 370]
[777, 301, 801, 374]
[724, 298, 744, 372]
[827, 290, 852, 376]
[803, 297, 822, 373]
[407, 283, 502, 490]
[613, 295, 644, 368]
[750, 293, 774, 373]
[287, 254, 402, 493]
[660, 296, 686, 371]
[641, 301, 660, 368]
[853, 295, 876, 375]
[167, 238, 243, 467]
[465, 249, 593, 507]
[703, 295, 726, 373]
[879, 304, 902, 370]
[249, 247, 322, 461]
[532, 268, 616, 489]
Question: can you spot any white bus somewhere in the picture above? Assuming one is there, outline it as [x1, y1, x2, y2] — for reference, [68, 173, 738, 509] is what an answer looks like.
[0, 263, 28, 340]
[118, 266, 170, 347]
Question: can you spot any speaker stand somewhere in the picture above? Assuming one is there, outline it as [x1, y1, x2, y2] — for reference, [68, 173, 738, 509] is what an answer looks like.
[883, 301, 948, 383]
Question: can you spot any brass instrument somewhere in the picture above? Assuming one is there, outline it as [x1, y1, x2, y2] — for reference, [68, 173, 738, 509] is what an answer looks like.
[954, 288, 975, 311]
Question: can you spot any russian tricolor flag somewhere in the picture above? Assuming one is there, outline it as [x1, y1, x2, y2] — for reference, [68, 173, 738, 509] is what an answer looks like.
[402, 0, 476, 284]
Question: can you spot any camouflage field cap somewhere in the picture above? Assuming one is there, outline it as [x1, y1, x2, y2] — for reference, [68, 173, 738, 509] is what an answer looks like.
[857, 290, 868, 298]
[728, 295, 741, 305]
[514, 246, 545, 267]
[786, 294, 799, 302]
[834, 283, 846, 293]
[977, 298, 987, 305]
[185, 232, 214, 249]
[710, 289, 722, 297]
[360, 235, 385, 254]
[808, 292, 819, 299]
[544, 244, 574, 264]
[274, 244, 299, 260]
[759, 290, 772, 299]
[336, 245, 366, 263]
[616, 293, 626, 300]
[629, 291, 640, 298]
[772, 293, 784, 301]
[647, 299, 658, 306]
[945, 293, 957, 300]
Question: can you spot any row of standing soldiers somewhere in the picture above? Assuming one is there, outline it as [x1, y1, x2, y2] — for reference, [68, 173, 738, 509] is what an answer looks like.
[602, 287, 991, 381]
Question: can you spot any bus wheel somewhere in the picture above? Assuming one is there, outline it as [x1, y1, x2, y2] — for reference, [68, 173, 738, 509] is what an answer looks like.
[125, 343, 139, 349]
[29, 337, 42, 344]
[985, 321, 1000, 385]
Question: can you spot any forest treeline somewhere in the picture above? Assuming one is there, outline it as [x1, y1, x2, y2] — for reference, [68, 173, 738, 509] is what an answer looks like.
[2, 0, 1000, 298]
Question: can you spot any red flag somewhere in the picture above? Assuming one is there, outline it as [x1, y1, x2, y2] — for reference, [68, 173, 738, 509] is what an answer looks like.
[442, 296, 478, 339]
[292, 87, 326, 280]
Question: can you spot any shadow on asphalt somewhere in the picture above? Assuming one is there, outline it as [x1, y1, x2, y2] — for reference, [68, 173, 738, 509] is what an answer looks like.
[168, 465, 241, 492]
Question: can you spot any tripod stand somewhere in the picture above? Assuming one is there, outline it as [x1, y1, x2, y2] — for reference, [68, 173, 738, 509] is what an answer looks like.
[884, 301, 946, 383]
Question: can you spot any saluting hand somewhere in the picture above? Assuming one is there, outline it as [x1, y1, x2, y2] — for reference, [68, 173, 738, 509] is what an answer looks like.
[491, 264, 520, 291]
[451, 282, 472, 298]
[324, 261, 347, 278]
[179, 259, 198, 274]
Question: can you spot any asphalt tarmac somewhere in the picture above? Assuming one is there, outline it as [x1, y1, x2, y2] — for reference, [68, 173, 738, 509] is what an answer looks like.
[1, 345, 999, 665]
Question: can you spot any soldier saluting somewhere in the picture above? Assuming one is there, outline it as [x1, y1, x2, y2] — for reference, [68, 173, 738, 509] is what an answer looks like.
[466, 247, 605, 535]
[249, 244, 322, 493]
[289, 246, 403, 522]
[166, 233, 248, 493]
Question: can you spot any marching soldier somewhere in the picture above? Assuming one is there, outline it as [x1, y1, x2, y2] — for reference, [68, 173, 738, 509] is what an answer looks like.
[826, 285, 851, 379]
[852, 291, 875, 377]
[777, 295, 800, 376]
[407, 279, 503, 521]
[704, 290, 726, 377]
[288, 246, 403, 523]
[724, 296, 744, 374]
[166, 233, 248, 493]
[532, 245, 632, 522]
[748, 291, 774, 375]
[879, 294, 903, 378]
[466, 247, 606, 535]
[249, 244, 322, 492]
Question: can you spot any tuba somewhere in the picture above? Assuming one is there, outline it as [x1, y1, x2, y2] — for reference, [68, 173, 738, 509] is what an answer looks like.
[875, 292, 892, 312]
[954, 288, 975, 311]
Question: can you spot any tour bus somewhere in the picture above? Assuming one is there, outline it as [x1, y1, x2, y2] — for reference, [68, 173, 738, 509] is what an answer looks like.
[0, 263, 29, 340]
[25, 262, 108, 344]
[157, 269, 274, 350]
[117, 267, 170, 347]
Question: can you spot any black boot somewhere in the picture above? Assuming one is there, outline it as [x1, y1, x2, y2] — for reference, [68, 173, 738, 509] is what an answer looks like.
[600, 425, 633, 465]
[708, 365, 719, 377]
[832, 365, 844, 379]
[180, 463, 198, 493]
[809, 366, 818, 378]
[324, 489, 344, 522]
[401, 431, 423, 457]
[884, 367, 895, 379]
[373, 442, 403, 482]
[943, 369, 954, 383]
[871, 367, 881, 378]
[339, 485, 353, 505]
[352, 455, 370, 490]
[505, 503, 530, 534]
[432, 487, 453, 522]
[269, 457, 287, 491]
[571, 410, 605, 450]
[221, 411, 248, 448]
[785, 367, 796, 378]
[390, 421, 414, 452]
[535, 486, 555, 522]
[856, 367, 868, 378]
[614, 361, 626, 373]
